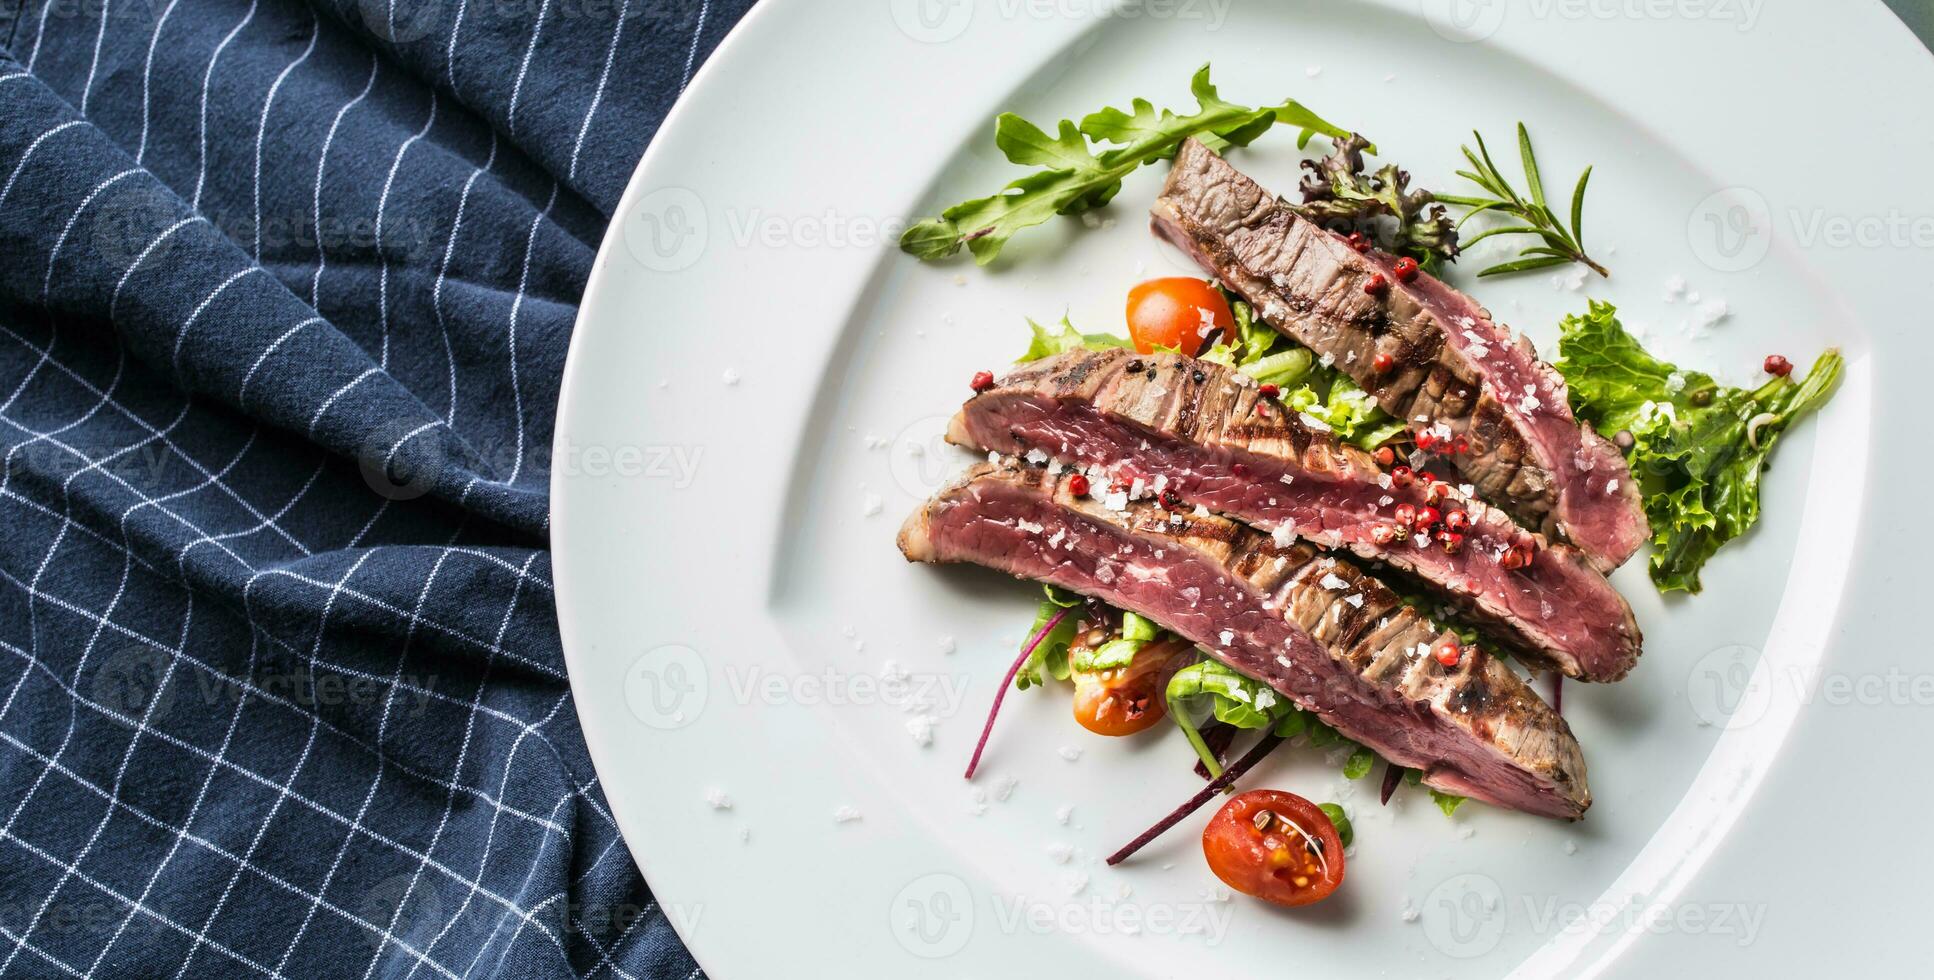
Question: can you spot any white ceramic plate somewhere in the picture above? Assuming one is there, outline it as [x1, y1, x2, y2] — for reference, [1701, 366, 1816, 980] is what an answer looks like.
[553, 2, 1934, 975]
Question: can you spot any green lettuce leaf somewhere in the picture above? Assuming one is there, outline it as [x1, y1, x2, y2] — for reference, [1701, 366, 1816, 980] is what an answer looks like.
[1318, 803, 1354, 848]
[1343, 746, 1376, 780]
[1016, 316, 1132, 363]
[902, 65, 1355, 265]
[1555, 300, 1843, 593]
[1166, 659, 1294, 731]
[1430, 789, 1467, 817]
[1014, 585, 1082, 690]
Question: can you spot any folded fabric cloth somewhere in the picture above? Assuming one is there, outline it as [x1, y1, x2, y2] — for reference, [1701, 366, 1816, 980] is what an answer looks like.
[0, 0, 753, 976]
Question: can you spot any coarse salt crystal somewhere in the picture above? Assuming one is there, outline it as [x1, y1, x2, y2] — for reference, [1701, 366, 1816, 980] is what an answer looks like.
[705, 789, 732, 810]
[833, 806, 863, 823]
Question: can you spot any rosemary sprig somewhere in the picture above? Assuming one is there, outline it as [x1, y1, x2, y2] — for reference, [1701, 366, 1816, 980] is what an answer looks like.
[1437, 123, 1608, 279]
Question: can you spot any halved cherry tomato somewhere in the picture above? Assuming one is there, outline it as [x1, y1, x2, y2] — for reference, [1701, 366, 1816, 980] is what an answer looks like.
[1069, 635, 1191, 736]
[1202, 789, 1345, 907]
[1125, 278, 1233, 357]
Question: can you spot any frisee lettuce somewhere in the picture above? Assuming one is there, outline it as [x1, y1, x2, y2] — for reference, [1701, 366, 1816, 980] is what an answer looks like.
[900, 64, 1357, 265]
[1554, 301, 1842, 593]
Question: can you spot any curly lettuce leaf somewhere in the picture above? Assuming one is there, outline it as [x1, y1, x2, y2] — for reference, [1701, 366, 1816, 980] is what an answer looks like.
[1555, 301, 1842, 593]
[1016, 316, 1133, 363]
[902, 65, 1356, 265]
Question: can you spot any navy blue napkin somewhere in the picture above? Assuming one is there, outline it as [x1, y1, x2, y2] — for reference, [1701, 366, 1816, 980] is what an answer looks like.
[0, 0, 753, 975]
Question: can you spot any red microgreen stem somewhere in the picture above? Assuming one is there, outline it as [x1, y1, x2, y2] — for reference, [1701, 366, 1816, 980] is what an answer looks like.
[1191, 723, 1239, 780]
[1379, 762, 1402, 806]
[963, 607, 1070, 781]
[1552, 674, 1563, 715]
[1106, 734, 1284, 866]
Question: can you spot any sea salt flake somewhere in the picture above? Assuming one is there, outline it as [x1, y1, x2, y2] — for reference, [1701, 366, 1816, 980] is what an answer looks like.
[833, 806, 863, 823]
[705, 788, 732, 810]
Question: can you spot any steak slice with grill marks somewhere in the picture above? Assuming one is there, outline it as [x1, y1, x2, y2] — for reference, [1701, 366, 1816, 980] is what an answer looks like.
[898, 460, 1591, 820]
[951, 348, 1641, 682]
[1150, 138, 1646, 570]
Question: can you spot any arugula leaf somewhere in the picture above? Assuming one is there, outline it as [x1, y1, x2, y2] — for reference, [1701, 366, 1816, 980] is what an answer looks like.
[1016, 316, 1132, 363]
[1014, 585, 1082, 690]
[1555, 301, 1842, 592]
[902, 65, 1355, 265]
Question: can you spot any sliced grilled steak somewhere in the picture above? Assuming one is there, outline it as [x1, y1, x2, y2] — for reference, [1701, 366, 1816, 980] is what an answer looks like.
[899, 460, 1590, 820]
[950, 348, 1640, 682]
[1150, 138, 1646, 570]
